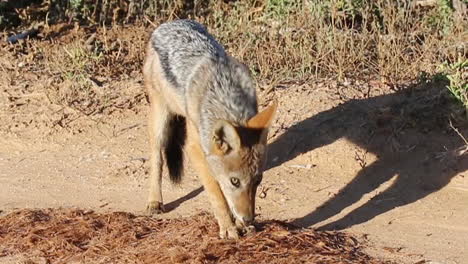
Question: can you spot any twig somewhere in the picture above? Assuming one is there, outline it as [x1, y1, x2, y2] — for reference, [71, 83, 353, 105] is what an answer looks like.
[144, 16, 158, 28]
[434, 120, 468, 160]
[114, 123, 141, 137]
[449, 119, 468, 146]
[454, 145, 468, 157]
[314, 185, 332, 193]
[63, 46, 74, 59]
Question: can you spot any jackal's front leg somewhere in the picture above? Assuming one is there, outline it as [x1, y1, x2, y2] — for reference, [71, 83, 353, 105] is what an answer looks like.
[186, 125, 238, 239]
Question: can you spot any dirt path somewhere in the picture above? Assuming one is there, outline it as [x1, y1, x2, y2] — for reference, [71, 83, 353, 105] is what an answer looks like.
[1, 80, 467, 264]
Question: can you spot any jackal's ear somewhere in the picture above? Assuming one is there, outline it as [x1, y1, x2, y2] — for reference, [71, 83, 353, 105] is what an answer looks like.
[211, 120, 241, 156]
[247, 100, 278, 130]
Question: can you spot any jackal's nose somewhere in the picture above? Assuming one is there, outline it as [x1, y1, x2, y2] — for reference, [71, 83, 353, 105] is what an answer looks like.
[242, 215, 254, 225]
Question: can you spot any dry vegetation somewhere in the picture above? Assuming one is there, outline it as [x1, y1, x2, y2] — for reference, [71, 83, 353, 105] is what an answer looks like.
[0, 208, 389, 264]
[1, 0, 466, 137]
[1, 0, 466, 106]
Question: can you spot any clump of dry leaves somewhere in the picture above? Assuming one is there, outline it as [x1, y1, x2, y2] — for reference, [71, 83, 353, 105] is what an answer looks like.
[0, 208, 389, 264]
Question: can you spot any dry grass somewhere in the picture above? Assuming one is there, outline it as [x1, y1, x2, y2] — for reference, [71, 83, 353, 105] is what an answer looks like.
[3, 1, 466, 83]
[42, 25, 148, 116]
[0, 208, 389, 264]
[1, 0, 466, 131]
[207, 1, 466, 86]
[0, 24, 148, 135]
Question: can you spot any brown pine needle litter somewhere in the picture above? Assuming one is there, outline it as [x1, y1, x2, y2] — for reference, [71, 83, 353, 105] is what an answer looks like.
[0, 209, 389, 264]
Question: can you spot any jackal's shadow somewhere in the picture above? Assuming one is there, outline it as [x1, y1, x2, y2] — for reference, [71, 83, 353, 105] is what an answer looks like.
[266, 83, 468, 230]
[164, 187, 204, 212]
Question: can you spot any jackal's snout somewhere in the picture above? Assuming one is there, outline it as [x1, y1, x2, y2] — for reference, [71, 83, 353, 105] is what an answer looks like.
[231, 186, 256, 226]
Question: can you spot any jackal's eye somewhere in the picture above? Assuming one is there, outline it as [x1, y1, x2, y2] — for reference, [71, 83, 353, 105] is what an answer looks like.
[230, 177, 240, 187]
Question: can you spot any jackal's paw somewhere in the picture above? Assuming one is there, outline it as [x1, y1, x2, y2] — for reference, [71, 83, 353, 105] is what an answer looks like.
[219, 225, 239, 240]
[146, 201, 165, 215]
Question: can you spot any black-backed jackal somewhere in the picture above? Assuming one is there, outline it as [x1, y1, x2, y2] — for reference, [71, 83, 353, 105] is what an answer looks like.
[143, 19, 277, 239]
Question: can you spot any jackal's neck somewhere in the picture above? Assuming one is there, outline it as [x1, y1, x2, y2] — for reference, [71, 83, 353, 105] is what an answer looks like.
[196, 58, 258, 155]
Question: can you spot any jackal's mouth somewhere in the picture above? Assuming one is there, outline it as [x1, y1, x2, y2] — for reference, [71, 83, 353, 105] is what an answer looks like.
[234, 217, 257, 235]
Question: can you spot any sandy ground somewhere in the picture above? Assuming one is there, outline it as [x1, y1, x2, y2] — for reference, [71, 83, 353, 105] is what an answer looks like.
[1, 70, 467, 264]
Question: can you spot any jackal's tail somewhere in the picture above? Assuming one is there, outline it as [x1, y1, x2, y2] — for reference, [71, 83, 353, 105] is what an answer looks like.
[164, 115, 186, 184]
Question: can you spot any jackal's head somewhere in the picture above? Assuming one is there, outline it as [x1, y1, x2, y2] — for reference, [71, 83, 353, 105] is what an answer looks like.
[206, 101, 277, 227]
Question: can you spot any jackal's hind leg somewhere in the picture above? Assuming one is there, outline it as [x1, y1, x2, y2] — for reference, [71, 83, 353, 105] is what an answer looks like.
[146, 88, 172, 215]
